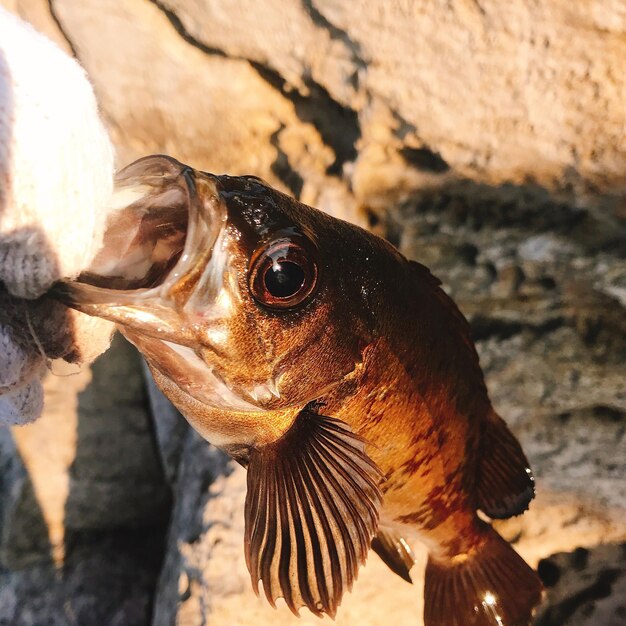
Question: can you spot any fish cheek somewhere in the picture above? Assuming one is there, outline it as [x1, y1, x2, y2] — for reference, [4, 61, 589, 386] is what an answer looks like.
[203, 250, 368, 407]
[281, 332, 363, 401]
[219, 301, 283, 390]
[266, 299, 370, 405]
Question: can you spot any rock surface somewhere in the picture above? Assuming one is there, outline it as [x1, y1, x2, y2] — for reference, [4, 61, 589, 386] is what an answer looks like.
[0, 336, 170, 625]
[0, 1, 625, 625]
[6, 0, 626, 223]
[535, 543, 626, 626]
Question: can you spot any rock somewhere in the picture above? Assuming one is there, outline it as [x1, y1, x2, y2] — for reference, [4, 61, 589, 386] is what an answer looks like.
[143, 361, 189, 486]
[63, 335, 171, 530]
[535, 543, 626, 626]
[5, 0, 626, 220]
[127, 0, 626, 198]
[0, 525, 167, 626]
[50, 0, 360, 224]
[0, 335, 170, 625]
[0, 0, 72, 52]
[152, 431, 244, 626]
[0, 356, 91, 569]
[0, 428, 50, 570]
[393, 173, 626, 624]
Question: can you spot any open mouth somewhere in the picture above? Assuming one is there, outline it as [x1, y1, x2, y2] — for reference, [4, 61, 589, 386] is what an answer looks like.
[80, 155, 197, 293]
[51, 156, 224, 345]
[57, 155, 223, 299]
[82, 192, 188, 291]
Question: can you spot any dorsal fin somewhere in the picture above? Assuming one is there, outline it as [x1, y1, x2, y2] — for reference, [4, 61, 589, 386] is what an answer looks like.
[408, 260, 486, 391]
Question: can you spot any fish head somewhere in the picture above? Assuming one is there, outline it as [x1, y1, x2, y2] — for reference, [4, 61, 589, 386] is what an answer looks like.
[55, 155, 382, 431]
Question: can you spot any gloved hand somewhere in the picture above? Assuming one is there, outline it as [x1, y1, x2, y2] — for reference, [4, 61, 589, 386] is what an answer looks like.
[0, 7, 117, 425]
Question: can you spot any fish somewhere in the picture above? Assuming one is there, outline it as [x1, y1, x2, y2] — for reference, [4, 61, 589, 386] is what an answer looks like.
[53, 155, 543, 625]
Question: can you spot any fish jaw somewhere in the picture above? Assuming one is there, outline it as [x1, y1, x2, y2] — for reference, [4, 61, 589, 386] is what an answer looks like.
[51, 280, 196, 346]
[51, 155, 230, 346]
[120, 326, 300, 448]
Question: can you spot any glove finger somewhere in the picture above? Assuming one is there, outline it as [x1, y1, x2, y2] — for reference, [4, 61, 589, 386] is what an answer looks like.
[0, 324, 46, 393]
[0, 378, 44, 426]
[0, 290, 114, 364]
[62, 309, 116, 363]
[26, 297, 115, 363]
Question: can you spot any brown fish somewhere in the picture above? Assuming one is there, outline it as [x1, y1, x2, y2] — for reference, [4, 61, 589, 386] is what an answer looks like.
[54, 155, 542, 625]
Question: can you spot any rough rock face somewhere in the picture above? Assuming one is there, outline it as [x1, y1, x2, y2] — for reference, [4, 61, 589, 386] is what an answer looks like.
[0, 1, 625, 625]
[535, 543, 626, 626]
[6, 0, 626, 222]
[0, 336, 170, 625]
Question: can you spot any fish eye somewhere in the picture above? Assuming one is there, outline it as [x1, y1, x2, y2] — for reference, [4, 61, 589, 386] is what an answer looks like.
[249, 237, 318, 310]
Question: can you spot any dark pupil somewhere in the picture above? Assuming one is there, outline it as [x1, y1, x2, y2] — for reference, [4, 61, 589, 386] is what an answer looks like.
[264, 260, 305, 298]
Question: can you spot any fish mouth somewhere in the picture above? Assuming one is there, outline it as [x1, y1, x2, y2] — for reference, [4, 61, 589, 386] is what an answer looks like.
[52, 155, 225, 345]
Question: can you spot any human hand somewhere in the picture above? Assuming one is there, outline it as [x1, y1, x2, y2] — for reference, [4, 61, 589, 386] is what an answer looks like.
[0, 7, 117, 425]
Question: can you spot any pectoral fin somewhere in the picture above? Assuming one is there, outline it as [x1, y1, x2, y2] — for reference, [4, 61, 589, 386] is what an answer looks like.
[244, 408, 383, 617]
[371, 528, 416, 583]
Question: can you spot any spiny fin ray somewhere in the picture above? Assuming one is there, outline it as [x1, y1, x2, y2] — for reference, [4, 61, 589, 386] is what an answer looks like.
[371, 528, 416, 583]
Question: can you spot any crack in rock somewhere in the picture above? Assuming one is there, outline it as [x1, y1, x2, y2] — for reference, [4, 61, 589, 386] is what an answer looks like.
[399, 146, 450, 173]
[148, 0, 361, 179]
[301, 0, 368, 70]
[251, 63, 361, 177]
[48, 0, 78, 57]
[149, 0, 227, 57]
[269, 126, 305, 199]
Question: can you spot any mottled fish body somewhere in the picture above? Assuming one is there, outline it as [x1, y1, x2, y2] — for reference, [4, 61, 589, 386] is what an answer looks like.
[55, 155, 542, 625]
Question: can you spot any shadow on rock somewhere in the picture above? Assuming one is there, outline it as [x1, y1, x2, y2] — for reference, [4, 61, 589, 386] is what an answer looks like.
[0, 425, 54, 569]
[535, 542, 626, 626]
[62, 334, 172, 625]
[0, 335, 174, 626]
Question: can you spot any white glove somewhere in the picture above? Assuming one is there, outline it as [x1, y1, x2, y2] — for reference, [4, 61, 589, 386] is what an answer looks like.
[0, 7, 116, 425]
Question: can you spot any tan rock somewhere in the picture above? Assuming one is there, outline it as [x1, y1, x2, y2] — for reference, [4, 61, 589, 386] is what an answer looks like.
[0, 0, 71, 52]
[11, 1, 626, 217]
[71, 0, 626, 203]
[0, 335, 170, 559]
[0, 336, 171, 624]
[4, 359, 85, 567]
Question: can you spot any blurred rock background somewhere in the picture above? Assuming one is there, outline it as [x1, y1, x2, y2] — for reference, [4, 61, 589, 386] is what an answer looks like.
[0, 1, 625, 624]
